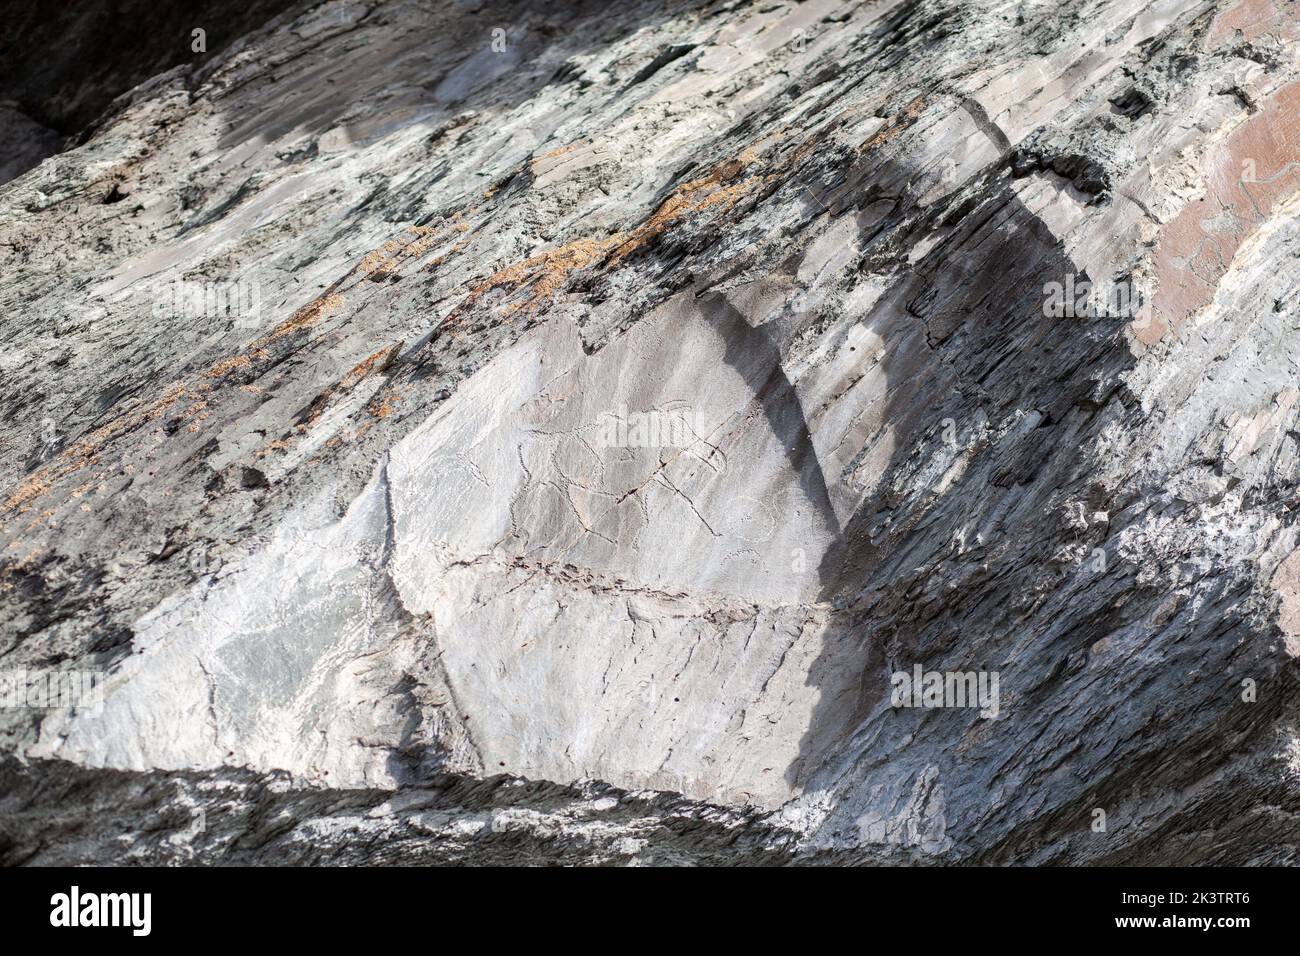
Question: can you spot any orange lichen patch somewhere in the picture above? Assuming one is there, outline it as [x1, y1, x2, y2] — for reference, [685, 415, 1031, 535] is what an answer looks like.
[1142, 81, 1300, 345]
[860, 95, 927, 152]
[370, 387, 402, 419]
[199, 288, 345, 394]
[0, 230, 408, 520]
[2, 381, 194, 516]
[183, 395, 212, 432]
[256, 291, 346, 346]
[607, 161, 761, 263]
[470, 237, 613, 318]
[403, 224, 450, 260]
[207, 355, 253, 378]
[6, 472, 63, 517]
[1208, 0, 1300, 50]
[359, 241, 404, 278]
[295, 342, 405, 430]
[462, 157, 764, 317]
[254, 437, 292, 460]
[357, 220, 468, 281]
[536, 142, 578, 162]
[340, 342, 403, 389]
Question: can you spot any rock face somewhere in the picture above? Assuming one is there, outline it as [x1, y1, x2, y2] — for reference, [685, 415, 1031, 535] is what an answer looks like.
[2, 0, 1299, 866]
[0, 0, 302, 185]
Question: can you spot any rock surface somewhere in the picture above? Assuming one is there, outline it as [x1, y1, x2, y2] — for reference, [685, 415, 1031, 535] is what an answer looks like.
[0, 0, 302, 183]
[2, 0, 1300, 865]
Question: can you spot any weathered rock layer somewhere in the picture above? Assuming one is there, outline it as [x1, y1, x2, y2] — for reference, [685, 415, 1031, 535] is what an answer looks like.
[2, 0, 1299, 864]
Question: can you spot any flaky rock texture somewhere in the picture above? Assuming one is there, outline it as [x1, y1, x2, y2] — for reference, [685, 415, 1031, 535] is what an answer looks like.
[2, 0, 1299, 865]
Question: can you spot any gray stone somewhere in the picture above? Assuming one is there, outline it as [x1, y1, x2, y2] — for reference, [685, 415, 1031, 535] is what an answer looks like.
[2, 0, 1299, 865]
